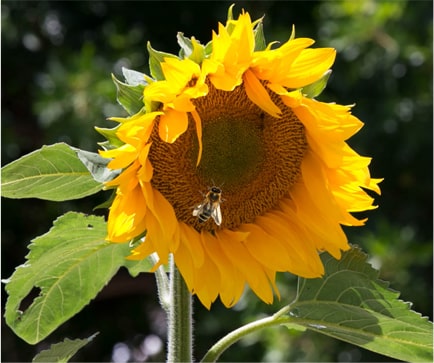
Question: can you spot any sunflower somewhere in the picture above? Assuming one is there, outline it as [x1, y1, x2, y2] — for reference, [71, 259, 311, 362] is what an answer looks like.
[99, 8, 381, 309]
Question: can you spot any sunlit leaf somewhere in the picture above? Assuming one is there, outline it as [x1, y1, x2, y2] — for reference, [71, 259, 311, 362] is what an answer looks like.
[32, 333, 99, 363]
[1, 143, 102, 201]
[288, 246, 433, 363]
[2, 212, 148, 344]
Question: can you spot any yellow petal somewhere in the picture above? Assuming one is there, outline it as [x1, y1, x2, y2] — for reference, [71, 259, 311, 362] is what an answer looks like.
[218, 229, 274, 304]
[179, 223, 205, 268]
[158, 109, 189, 143]
[161, 57, 201, 88]
[146, 188, 179, 252]
[107, 185, 147, 242]
[144, 80, 176, 104]
[255, 210, 325, 277]
[287, 181, 349, 257]
[301, 151, 346, 223]
[190, 109, 203, 166]
[283, 48, 336, 88]
[251, 38, 315, 82]
[173, 240, 196, 292]
[238, 223, 292, 271]
[105, 159, 139, 190]
[100, 144, 136, 170]
[203, 232, 245, 308]
[243, 69, 281, 118]
[229, 12, 254, 63]
[127, 239, 156, 261]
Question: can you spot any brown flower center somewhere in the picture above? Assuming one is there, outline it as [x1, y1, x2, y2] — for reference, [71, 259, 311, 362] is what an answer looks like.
[149, 82, 307, 232]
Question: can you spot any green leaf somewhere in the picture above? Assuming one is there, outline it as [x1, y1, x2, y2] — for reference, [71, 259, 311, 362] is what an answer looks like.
[1, 143, 102, 201]
[288, 246, 433, 362]
[301, 70, 332, 98]
[147, 41, 177, 80]
[76, 149, 120, 183]
[2, 212, 133, 344]
[32, 333, 98, 363]
[111, 73, 145, 115]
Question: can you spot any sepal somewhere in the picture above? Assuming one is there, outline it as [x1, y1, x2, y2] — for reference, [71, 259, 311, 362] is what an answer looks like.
[177, 33, 205, 64]
[122, 67, 148, 86]
[111, 73, 145, 115]
[254, 21, 266, 51]
[204, 40, 213, 57]
[301, 70, 332, 98]
[147, 41, 178, 80]
[95, 124, 123, 150]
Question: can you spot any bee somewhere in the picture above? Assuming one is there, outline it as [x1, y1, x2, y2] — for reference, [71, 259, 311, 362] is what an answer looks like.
[192, 186, 223, 226]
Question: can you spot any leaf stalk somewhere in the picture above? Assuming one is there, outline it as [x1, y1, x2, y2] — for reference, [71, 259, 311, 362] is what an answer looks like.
[200, 306, 292, 362]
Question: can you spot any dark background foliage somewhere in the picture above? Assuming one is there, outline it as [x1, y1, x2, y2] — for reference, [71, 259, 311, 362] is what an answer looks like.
[2, 1, 432, 362]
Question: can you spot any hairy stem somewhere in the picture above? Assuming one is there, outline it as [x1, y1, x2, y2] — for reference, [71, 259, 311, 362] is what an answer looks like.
[167, 255, 193, 362]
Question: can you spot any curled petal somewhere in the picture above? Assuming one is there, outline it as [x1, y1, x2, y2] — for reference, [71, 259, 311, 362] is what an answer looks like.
[243, 69, 281, 117]
[158, 109, 189, 143]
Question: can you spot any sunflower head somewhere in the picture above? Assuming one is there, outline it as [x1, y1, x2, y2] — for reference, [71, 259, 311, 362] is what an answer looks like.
[98, 6, 382, 309]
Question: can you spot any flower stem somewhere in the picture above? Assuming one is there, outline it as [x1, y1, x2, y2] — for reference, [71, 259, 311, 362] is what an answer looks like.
[200, 305, 292, 363]
[167, 255, 193, 362]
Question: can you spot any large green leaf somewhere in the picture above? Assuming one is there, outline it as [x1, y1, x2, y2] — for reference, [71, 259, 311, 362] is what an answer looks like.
[32, 333, 98, 363]
[1, 143, 102, 201]
[289, 246, 433, 362]
[3, 212, 135, 344]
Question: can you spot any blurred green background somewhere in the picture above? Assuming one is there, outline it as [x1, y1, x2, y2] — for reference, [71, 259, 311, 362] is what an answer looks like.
[2, 1, 432, 361]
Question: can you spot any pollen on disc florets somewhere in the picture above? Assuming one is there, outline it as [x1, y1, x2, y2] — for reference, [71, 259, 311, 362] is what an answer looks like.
[148, 81, 307, 232]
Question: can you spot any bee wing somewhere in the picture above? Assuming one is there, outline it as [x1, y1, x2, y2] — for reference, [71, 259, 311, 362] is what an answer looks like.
[192, 203, 204, 216]
[211, 204, 222, 226]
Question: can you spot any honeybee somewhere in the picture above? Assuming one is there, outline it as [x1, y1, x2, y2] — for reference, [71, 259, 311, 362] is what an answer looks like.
[192, 186, 223, 226]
